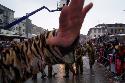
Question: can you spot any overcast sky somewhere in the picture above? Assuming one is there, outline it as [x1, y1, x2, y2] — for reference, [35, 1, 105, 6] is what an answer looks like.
[0, 0, 125, 35]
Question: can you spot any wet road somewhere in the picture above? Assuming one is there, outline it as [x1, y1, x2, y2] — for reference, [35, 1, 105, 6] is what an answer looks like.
[24, 56, 118, 83]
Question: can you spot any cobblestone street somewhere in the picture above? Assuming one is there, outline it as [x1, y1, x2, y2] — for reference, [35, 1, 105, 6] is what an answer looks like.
[25, 56, 120, 83]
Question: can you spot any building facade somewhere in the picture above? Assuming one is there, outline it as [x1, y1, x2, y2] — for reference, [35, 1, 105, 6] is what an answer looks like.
[12, 18, 33, 38]
[87, 23, 125, 39]
[106, 24, 125, 35]
[31, 24, 47, 36]
[79, 34, 88, 44]
[0, 4, 14, 29]
[0, 4, 47, 40]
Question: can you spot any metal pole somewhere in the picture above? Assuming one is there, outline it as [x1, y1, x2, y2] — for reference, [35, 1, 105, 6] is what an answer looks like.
[5, 6, 61, 29]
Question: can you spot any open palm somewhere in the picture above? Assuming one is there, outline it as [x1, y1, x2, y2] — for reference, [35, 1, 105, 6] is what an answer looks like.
[47, 0, 93, 47]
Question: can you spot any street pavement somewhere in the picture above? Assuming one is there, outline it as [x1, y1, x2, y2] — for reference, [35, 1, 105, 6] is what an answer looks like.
[24, 56, 122, 83]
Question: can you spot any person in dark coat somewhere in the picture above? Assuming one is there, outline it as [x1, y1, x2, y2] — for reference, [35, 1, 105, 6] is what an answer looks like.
[86, 41, 95, 69]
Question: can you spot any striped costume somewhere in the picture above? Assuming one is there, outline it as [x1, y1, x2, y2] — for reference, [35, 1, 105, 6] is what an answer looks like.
[0, 30, 79, 82]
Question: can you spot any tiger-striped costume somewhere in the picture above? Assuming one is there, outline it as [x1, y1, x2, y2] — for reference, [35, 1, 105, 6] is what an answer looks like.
[0, 30, 79, 82]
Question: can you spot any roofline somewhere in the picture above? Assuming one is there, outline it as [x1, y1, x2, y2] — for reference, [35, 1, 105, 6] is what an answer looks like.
[0, 4, 15, 12]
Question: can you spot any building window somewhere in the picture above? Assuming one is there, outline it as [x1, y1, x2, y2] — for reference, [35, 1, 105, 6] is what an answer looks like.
[120, 29, 124, 33]
[115, 29, 117, 34]
[102, 28, 105, 33]
[94, 29, 96, 33]
[23, 29, 25, 32]
[122, 29, 124, 33]
[9, 13, 11, 15]
[16, 27, 18, 30]
[104, 29, 107, 33]
[94, 35, 96, 37]
[98, 35, 100, 37]
[0, 19, 2, 24]
[111, 29, 113, 34]
[98, 29, 101, 33]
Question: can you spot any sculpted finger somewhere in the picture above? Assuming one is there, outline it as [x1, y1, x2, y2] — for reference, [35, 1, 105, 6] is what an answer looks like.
[81, 2, 93, 21]
[59, 6, 69, 28]
[69, 0, 84, 12]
